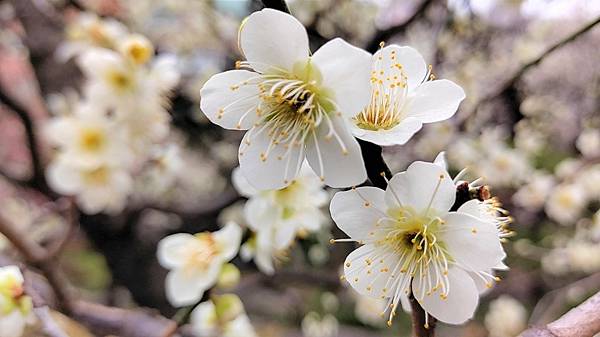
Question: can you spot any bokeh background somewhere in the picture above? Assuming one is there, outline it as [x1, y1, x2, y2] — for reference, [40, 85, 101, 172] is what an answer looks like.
[0, 0, 599, 336]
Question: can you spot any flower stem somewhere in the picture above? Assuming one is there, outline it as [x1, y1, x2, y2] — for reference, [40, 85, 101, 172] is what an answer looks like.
[409, 292, 437, 337]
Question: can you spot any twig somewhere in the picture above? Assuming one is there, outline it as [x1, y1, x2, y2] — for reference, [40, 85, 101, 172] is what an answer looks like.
[0, 89, 49, 194]
[365, 0, 437, 53]
[469, 15, 600, 116]
[35, 307, 70, 337]
[358, 139, 392, 189]
[520, 290, 600, 337]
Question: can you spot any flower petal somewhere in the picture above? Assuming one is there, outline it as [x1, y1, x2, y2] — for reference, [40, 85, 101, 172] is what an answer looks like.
[239, 9, 309, 73]
[238, 126, 305, 190]
[350, 117, 423, 146]
[330, 187, 386, 240]
[165, 261, 220, 307]
[405, 79, 465, 123]
[200, 70, 260, 130]
[413, 267, 479, 324]
[441, 212, 506, 271]
[214, 222, 243, 262]
[232, 167, 258, 197]
[311, 38, 372, 117]
[344, 244, 405, 299]
[385, 161, 455, 213]
[157, 233, 195, 269]
[305, 115, 366, 188]
[375, 45, 427, 92]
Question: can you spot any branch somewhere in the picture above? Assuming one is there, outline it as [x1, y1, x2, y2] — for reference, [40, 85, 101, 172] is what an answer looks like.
[365, 0, 437, 53]
[470, 15, 600, 115]
[520, 290, 600, 337]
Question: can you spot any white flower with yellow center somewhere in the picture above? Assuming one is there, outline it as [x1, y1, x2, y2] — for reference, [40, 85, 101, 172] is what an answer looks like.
[330, 158, 506, 326]
[190, 294, 257, 337]
[200, 9, 371, 189]
[350, 44, 465, 146]
[0, 266, 34, 337]
[157, 222, 242, 307]
[47, 159, 133, 215]
[233, 163, 328, 274]
[545, 183, 587, 225]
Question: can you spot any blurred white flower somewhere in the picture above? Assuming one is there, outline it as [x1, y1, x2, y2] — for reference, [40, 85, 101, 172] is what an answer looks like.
[353, 291, 387, 327]
[234, 163, 328, 274]
[47, 160, 133, 215]
[545, 184, 587, 225]
[413, 122, 455, 158]
[156, 222, 242, 307]
[117, 34, 154, 65]
[479, 146, 530, 187]
[566, 241, 600, 274]
[484, 295, 527, 337]
[576, 128, 600, 158]
[301, 312, 339, 337]
[513, 172, 555, 210]
[555, 158, 581, 179]
[200, 9, 371, 189]
[57, 12, 128, 61]
[190, 294, 257, 337]
[576, 166, 600, 200]
[0, 266, 35, 337]
[331, 157, 506, 326]
[350, 45, 465, 146]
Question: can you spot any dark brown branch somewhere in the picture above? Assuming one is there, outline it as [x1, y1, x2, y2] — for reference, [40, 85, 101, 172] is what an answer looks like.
[471, 15, 600, 115]
[260, 0, 290, 12]
[410, 293, 436, 337]
[358, 139, 392, 189]
[365, 0, 437, 53]
[520, 291, 600, 337]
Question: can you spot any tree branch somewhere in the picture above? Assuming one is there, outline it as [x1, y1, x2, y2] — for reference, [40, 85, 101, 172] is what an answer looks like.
[520, 290, 600, 337]
[365, 0, 437, 53]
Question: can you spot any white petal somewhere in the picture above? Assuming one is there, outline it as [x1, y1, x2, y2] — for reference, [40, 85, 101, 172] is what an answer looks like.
[77, 48, 125, 79]
[165, 262, 220, 307]
[244, 198, 278, 232]
[0, 311, 26, 337]
[375, 45, 428, 93]
[468, 270, 494, 295]
[405, 79, 465, 123]
[156, 233, 195, 269]
[214, 222, 243, 261]
[239, 9, 309, 73]
[150, 54, 180, 91]
[238, 126, 305, 190]
[385, 161, 455, 214]
[344, 244, 405, 299]
[46, 161, 82, 195]
[232, 167, 259, 197]
[190, 301, 218, 333]
[441, 212, 506, 271]
[330, 187, 386, 240]
[350, 117, 423, 146]
[274, 223, 297, 250]
[311, 38, 372, 117]
[414, 267, 479, 324]
[200, 70, 260, 130]
[433, 151, 448, 170]
[305, 115, 366, 188]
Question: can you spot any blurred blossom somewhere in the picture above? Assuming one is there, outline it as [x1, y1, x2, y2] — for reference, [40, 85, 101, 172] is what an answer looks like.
[234, 163, 328, 274]
[0, 266, 35, 337]
[353, 291, 387, 327]
[301, 312, 338, 337]
[190, 294, 257, 337]
[308, 244, 330, 267]
[513, 172, 554, 210]
[545, 184, 587, 226]
[555, 158, 581, 179]
[576, 128, 600, 158]
[413, 122, 455, 159]
[576, 165, 600, 201]
[484, 295, 527, 337]
[156, 222, 242, 307]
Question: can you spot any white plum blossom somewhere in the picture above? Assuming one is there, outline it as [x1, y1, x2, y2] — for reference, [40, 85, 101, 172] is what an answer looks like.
[301, 312, 339, 337]
[350, 44, 465, 146]
[200, 9, 372, 190]
[576, 128, 600, 158]
[331, 156, 506, 326]
[0, 266, 34, 337]
[190, 294, 257, 337]
[157, 222, 242, 307]
[484, 295, 527, 337]
[47, 159, 133, 215]
[545, 184, 587, 225]
[234, 163, 328, 274]
[513, 172, 555, 210]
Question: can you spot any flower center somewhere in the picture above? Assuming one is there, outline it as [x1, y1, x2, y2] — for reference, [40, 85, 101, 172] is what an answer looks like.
[182, 233, 218, 274]
[106, 70, 133, 91]
[82, 166, 110, 185]
[79, 127, 106, 153]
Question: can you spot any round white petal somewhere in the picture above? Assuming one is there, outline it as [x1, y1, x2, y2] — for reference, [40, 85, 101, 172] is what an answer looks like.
[385, 161, 455, 213]
[311, 38, 372, 117]
[200, 70, 260, 130]
[344, 244, 404, 298]
[375, 45, 427, 92]
[330, 187, 386, 240]
[165, 261, 220, 307]
[351, 117, 423, 146]
[405, 79, 466, 123]
[239, 9, 309, 73]
[232, 167, 259, 197]
[157, 233, 195, 269]
[214, 222, 243, 262]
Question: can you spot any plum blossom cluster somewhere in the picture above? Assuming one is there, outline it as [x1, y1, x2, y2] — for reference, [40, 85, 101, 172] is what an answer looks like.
[331, 154, 508, 326]
[46, 13, 180, 214]
[234, 164, 328, 274]
[0, 266, 34, 337]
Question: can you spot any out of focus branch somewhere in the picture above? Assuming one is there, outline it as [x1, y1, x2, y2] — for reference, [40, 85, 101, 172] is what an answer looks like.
[471, 15, 600, 115]
[365, 0, 437, 53]
[520, 290, 600, 337]
[0, 89, 48, 193]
